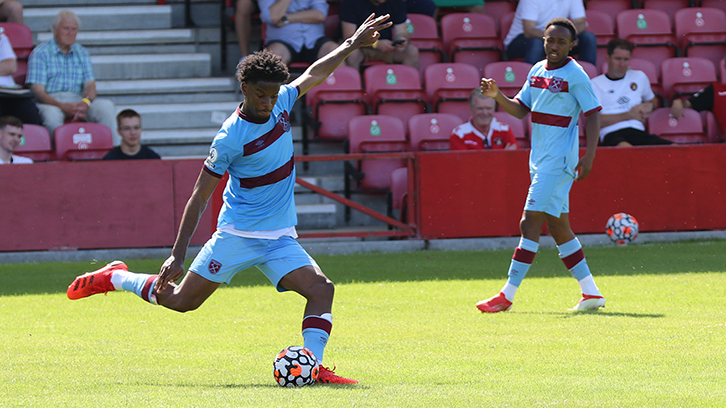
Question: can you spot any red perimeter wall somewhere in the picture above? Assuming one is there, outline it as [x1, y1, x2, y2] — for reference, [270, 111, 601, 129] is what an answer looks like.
[0, 159, 213, 252]
[0, 145, 724, 252]
[416, 144, 726, 239]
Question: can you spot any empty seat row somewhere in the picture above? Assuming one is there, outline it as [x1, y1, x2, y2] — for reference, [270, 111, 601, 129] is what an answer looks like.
[17, 123, 114, 162]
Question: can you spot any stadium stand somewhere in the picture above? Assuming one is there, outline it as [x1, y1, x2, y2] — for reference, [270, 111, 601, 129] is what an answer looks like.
[407, 112, 460, 151]
[676, 7, 726, 71]
[53, 122, 113, 161]
[424, 62, 481, 122]
[364, 64, 427, 133]
[643, 0, 690, 25]
[482, 61, 532, 98]
[16, 124, 53, 162]
[661, 57, 717, 101]
[406, 13, 445, 78]
[390, 167, 408, 222]
[0, 22, 32, 86]
[585, 10, 617, 69]
[492, 111, 529, 148]
[616, 9, 679, 72]
[647, 107, 709, 144]
[585, 0, 633, 25]
[440, 13, 502, 73]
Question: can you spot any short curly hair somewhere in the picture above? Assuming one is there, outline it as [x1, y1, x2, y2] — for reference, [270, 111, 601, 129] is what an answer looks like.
[236, 50, 290, 84]
[545, 17, 577, 42]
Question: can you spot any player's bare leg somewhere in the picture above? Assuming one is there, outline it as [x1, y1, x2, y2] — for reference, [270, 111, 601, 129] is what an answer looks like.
[546, 213, 605, 310]
[280, 265, 358, 384]
[155, 271, 220, 312]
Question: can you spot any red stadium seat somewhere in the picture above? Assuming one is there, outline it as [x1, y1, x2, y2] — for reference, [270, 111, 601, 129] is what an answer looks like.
[643, 0, 689, 26]
[701, 0, 726, 15]
[424, 62, 481, 122]
[364, 64, 427, 132]
[305, 65, 366, 144]
[484, 0, 516, 36]
[492, 111, 529, 148]
[406, 13, 445, 78]
[407, 113, 461, 151]
[616, 9, 678, 73]
[483, 61, 532, 98]
[440, 13, 503, 73]
[661, 57, 717, 101]
[676, 8, 726, 71]
[16, 124, 53, 162]
[53, 123, 113, 161]
[579, 60, 599, 78]
[703, 110, 724, 142]
[346, 115, 408, 191]
[390, 167, 409, 222]
[721, 58, 726, 82]
[585, 0, 632, 26]
[647, 107, 709, 144]
[500, 12, 515, 47]
[586, 10, 617, 69]
[0, 23, 33, 85]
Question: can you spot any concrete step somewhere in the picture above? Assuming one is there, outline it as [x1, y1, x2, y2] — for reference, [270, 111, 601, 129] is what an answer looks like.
[96, 77, 238, 104]
[296, 204, 337, 230]
[24, 6, 173, 32]
[119, 101, 239, 130]
[36, 28, 196, 47]
[142, 128, 217, 146]
[91, 53, 211, 80]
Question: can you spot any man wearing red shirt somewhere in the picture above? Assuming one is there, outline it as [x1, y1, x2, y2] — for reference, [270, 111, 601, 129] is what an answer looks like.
[450, 89, 519, 150]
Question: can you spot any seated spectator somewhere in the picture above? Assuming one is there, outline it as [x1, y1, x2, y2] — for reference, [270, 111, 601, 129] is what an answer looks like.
[0, 26, 41, 125]
[0, 115, 31, 164]
[591, 39, 673, 147]
[103, 109, 160, 160]
[339, 0, 419, 70]
[430, 0, 485, 14]
[450, 89, 518, 150]
[0, 0, 23, 23]
[406, 0, 437, 17]
[671, 53, 726, 137]
[504, 0, 595, 66]
[235, 0, 259, 66]
[258, 0, 338, 66]
[26, 10, 118, 144]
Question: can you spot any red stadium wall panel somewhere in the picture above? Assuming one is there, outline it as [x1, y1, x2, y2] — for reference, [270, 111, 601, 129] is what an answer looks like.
[416, 145, 726, 239]
[0, 159, 213, 252]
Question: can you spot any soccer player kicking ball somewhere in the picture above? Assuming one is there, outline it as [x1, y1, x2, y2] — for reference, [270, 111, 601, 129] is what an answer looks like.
[67, 13, 394, 384]
[476, 18, 606, 313]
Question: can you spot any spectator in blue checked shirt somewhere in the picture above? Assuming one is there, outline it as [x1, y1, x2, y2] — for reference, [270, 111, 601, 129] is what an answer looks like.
[26, 10, 118, 144]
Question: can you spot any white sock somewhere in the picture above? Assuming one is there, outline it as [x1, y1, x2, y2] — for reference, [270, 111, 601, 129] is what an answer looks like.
[500, 282, 518, 301]
[109, 271, 129, 291]
[578, 275, 601, 297]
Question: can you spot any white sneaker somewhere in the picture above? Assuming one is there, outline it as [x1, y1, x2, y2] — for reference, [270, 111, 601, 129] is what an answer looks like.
[570, 294, 606, 311]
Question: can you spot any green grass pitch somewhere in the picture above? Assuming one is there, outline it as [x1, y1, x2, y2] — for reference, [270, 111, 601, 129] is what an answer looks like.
[1, 240, 725, 407]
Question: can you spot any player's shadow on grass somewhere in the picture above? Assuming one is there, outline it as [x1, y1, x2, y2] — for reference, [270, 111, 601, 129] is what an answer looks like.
[515, 311, 665, 319]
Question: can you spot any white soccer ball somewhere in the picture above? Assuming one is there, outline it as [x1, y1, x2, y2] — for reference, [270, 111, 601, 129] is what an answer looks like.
[273, 346, 319, 387]
[605, 213, 639, 246]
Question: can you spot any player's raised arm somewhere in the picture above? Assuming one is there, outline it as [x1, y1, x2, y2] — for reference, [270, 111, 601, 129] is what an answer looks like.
[481, 78, 530, 119]
[291, 13, 392, 97]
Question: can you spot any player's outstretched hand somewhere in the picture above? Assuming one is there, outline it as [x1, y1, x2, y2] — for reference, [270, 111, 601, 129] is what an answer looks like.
[156, 255, 185, 292]
[480, 78, 499, 98]
[349, 13, 392, 49]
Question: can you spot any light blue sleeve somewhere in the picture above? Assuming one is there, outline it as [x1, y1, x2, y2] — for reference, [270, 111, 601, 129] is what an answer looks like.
[279, 84, 299, 110]
[205, 128, 235, 176]
[515, 72, 532, 109]
[570, 70, 601, 114]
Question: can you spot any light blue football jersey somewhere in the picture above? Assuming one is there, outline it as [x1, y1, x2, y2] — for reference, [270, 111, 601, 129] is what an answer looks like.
[204, 84, 299, 231]
[515, 57, 601, 176]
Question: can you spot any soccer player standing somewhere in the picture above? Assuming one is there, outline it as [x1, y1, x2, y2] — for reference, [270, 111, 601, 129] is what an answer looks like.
[67, 14, 393, 384]
[476, 18, 606, 313]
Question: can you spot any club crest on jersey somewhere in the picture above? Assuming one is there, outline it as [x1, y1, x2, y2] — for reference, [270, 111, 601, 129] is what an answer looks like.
[548, 77, 564, 93]
[630, 82, 638, 91]
[279, 115, 291, 132]
[209, 259, 222, 274]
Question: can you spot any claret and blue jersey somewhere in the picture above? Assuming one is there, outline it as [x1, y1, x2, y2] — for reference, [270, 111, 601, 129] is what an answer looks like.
[515, 57, 601, 176]
[204, 84, 300, 232]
